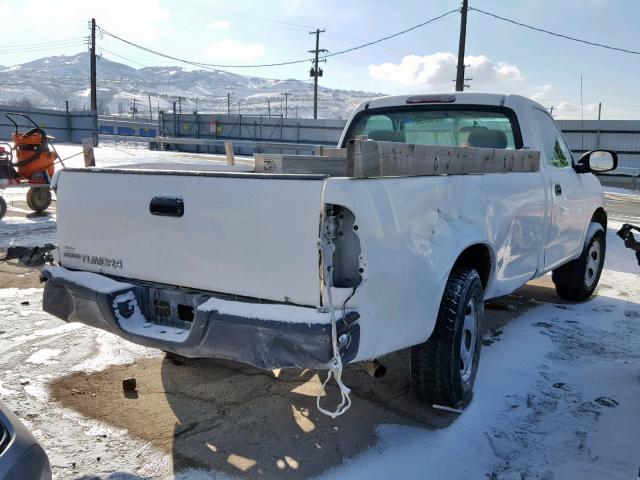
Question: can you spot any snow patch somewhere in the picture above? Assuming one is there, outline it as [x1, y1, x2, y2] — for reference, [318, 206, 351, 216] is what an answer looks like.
[44, 266, 133, 295]
[27, 348, 61, 364]
[71, 328, 160, 373]
[113, 291, 189, 342]
[199, 296, 333, 325]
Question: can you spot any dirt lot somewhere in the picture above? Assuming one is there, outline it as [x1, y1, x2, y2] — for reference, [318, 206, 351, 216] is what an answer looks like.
[1, 150, 639, 479]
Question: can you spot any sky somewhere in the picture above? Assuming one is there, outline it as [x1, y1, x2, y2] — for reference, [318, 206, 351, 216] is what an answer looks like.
[0, 0, 639, 119]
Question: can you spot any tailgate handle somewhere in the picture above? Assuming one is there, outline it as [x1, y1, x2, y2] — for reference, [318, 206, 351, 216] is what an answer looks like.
[149, 196, 184, 217]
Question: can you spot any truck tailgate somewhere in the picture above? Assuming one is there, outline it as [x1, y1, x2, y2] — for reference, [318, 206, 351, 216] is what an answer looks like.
[54, 169, 324, 306]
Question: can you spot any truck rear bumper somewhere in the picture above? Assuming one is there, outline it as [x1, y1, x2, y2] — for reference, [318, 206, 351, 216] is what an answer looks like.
[41, 266, 360, 370]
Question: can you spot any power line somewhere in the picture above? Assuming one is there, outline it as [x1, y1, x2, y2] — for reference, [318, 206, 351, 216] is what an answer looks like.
[318, 9, 458, 61]
[470, 7, 640, 56]
[0, 40, 87, 54]
[0, 37, 87, 49]
[98, 8, 459, 69]
[100, 26, 308, 68]
[99, 47, 149, 68]
[169, 0, 314, 30]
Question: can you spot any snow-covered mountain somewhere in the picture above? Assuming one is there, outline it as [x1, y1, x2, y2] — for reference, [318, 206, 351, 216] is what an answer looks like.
[0, 52, 380, 119]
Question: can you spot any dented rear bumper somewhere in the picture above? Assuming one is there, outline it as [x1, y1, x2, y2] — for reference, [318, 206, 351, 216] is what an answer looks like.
[41, 266, 359, 370]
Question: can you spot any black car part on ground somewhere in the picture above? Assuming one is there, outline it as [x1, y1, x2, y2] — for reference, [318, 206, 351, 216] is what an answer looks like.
[1, 244, 56, 266]
[0, 420, 9, 455]
[616, 223, 640, 265]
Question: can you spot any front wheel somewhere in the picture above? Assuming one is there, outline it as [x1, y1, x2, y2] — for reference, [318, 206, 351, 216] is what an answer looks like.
[552, 227, 605, 302]
[26, 187, 52, 213]
[411, 268, 484, 409]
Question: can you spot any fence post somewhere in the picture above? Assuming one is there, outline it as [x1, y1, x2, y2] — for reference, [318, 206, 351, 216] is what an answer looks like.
[82, 138, 96, 167]
[224, 141, 235, 166]
[195, 113, 200, 153]
[65, 100, 72, 142]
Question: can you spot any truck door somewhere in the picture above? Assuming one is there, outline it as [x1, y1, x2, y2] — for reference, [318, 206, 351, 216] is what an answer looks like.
[533, 108, 587, 271]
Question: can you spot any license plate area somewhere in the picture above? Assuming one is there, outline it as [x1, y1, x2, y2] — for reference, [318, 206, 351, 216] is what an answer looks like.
[147, 288, 209, 330]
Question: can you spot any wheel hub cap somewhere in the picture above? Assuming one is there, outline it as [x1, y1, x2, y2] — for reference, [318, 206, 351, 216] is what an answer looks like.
[584, 239, 601, 288]
[460, 300, 477, 383]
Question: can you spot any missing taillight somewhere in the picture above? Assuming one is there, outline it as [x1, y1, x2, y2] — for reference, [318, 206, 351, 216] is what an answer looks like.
[177, 304, 194, 322]
[326, 205, 363, 288]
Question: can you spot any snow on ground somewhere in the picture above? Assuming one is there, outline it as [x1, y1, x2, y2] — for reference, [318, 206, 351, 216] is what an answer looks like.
[325, 248, 640, 479]
[603, 186, 640, 196]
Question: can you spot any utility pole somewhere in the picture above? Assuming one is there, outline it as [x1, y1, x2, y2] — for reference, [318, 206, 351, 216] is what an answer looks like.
[227, 92, 231, 115]
[598, 102, 602, 120]
[309, 29, 327, 119]
[148, 93, 153, 121]
[177, 96, 183, 114]
[295, 102, 298, 119]
[131, 99, 137, 118]
[90, 18, 97, 112]
[267, 98, 271, 117]
[455, 0, 469, 92]
[282, 92, 291, 119]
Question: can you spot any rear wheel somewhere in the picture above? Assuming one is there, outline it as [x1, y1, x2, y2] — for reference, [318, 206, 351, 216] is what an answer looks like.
[26, 187, 52, 213]
[0, 196, 6, 220]
[552, 227, 605, 301]
[411, 268, 484, 409]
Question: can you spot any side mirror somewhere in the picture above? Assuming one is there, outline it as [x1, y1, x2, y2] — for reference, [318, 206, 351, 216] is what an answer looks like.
[574, 150, 618, 173]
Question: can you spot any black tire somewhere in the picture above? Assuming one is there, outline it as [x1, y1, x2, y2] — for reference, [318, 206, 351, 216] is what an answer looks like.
[411, 268, 484, 409]
[26, 187, 52, 213]
[552, 227, 605, 302]
[0, 196, 6, 220]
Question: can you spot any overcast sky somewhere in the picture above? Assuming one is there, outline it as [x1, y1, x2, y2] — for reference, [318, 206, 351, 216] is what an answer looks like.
[1, 0, 639, 119]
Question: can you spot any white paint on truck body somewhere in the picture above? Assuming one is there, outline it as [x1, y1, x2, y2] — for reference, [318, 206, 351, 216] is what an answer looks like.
[55, 171, 325, 306]
[322, 170, 550, 360]
[52, 92, 607, 365]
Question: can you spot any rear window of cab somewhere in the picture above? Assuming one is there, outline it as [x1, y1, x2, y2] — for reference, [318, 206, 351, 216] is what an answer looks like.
[343, 106, 523, 150]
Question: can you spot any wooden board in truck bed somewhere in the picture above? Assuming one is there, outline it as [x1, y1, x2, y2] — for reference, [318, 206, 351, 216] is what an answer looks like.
[253, 140, 540, 178]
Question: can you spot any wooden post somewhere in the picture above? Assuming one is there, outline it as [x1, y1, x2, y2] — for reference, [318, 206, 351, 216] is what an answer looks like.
[224, 141, 235, 166]
[82, 138, 96, 167]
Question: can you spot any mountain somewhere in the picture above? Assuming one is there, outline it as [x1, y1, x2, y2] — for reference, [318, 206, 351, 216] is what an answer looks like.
[0, 53, 380, 119]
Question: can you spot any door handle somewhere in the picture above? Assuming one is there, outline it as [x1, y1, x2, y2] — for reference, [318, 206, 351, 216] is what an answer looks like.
[149, 196, 184, 217]
[554, 184, 562, 196]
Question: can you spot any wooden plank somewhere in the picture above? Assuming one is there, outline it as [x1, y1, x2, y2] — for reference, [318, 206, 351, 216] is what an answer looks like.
[254, 154, 346, 175]
[319, 147, 347, 158]
[82, 138, 96, 167]
[224, 141, 235, 166]
[347, 140, 540, 178]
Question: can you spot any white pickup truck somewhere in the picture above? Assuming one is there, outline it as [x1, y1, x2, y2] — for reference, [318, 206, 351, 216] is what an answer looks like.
[42, 93, 617, 411]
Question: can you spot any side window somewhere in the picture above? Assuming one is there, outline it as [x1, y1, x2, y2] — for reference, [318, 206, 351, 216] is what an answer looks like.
[533, 109, 573, 168]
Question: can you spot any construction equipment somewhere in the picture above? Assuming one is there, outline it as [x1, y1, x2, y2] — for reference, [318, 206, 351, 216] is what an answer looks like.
[0, 113, 61, 220]
[616, 223, 640, 266]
